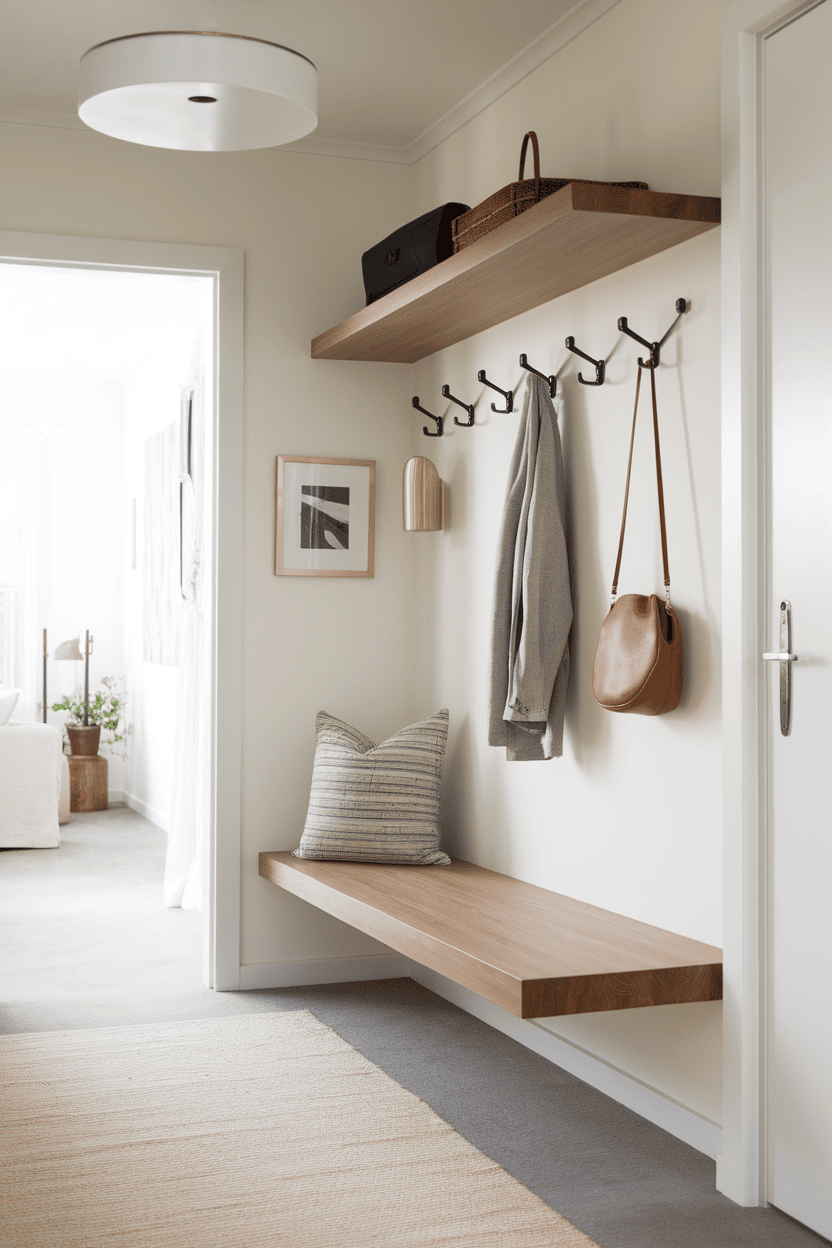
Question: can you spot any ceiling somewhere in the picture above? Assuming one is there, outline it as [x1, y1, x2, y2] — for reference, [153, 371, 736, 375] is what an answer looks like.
[0, 0, 578, 150]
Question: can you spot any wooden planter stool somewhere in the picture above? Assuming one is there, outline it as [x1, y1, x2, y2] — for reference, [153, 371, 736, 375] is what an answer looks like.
[67, 753, 108, 812]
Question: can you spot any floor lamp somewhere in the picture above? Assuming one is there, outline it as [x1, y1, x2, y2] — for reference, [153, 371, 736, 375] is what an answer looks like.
[54, 631, 104, 812]
[54, 633, 88, 718]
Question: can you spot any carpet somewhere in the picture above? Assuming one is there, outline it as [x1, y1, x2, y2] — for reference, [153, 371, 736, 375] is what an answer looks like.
[0, 1010, 600, 1248]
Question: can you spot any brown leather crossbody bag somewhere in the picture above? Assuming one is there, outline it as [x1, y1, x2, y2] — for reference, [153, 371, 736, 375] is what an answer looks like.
[592, 361, 683, 715]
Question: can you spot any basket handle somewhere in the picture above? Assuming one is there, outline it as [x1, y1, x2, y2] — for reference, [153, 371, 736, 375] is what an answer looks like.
[518, 131, 541, 202]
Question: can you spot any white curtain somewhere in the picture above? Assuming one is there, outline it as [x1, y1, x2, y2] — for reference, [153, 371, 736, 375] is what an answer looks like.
[164, 352, 206, 910]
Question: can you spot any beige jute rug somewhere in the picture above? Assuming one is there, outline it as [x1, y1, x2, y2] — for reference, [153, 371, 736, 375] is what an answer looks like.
[0, 1011, 600, 1248]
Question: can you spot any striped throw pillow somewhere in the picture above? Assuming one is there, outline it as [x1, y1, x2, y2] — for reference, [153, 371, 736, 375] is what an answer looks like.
[294, 709, 451, 865]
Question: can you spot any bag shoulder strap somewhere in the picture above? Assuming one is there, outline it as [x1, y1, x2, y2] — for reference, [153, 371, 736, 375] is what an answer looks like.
[610, 361, 672, 611]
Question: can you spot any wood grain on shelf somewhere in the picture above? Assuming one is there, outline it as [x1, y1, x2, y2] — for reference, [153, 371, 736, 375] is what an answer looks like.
[311, 183, 720, 364]
[259, 852, 723, 1019]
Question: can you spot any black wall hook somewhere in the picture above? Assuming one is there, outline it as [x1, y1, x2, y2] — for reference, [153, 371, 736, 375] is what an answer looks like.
[618, 298, 687, 368]
[519, 354, 557, 398]
[413, 396, 443, 437]
[441, 384, 475, 428]
[477, 369, 513, 413]
[565, 336, 605, 385]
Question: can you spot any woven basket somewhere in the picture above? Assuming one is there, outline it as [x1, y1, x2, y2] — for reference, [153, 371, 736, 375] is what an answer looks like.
[451, 131, 648, 253]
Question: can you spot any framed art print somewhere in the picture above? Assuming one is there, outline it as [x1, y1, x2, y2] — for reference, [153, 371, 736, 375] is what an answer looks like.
[275, 456, 376, 577]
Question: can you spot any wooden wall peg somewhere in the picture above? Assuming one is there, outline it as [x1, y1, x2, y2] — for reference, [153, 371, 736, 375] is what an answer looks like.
[403, 457, 443, 531]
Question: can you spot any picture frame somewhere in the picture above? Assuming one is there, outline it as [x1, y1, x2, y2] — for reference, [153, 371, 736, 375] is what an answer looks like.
[275, 456, 376, 578]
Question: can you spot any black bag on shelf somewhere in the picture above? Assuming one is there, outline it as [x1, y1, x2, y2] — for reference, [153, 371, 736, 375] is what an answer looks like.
[361, 203, 470, 305]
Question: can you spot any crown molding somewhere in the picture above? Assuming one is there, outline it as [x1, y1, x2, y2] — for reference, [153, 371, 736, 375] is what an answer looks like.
[0, 105, 406, 161]
[0, 105, 88, 131]
[0, 0, 623, 164]
[286, 0, 624, 165]
[400, 0, 624, 165]
[283, 135, 408, 163]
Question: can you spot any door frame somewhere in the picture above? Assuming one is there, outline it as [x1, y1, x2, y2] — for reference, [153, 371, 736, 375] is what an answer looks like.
[0, 230, 244, 993]
[720, 0, 825, 1207]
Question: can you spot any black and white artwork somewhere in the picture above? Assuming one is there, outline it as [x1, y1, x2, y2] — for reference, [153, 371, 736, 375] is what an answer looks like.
[300, 485, 350, 550]
[276, 457, 375, 578]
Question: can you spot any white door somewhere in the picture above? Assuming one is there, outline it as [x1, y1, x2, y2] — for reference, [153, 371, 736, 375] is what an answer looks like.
[765, 2, 832, 1238]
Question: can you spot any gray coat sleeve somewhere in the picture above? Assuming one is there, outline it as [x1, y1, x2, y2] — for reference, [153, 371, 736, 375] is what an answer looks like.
[488, 375, 572, 761]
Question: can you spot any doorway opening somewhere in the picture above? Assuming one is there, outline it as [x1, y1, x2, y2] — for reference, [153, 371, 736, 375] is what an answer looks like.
[0, 234, 243, 998]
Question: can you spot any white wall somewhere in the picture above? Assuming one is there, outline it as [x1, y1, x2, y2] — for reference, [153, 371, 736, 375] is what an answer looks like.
[0, 425, 44, 708]
[0, 116, 415, 971]
[408, 0, 724, 1127]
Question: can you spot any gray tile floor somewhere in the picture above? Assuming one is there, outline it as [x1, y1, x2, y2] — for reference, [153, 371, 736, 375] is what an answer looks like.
[1, 807, 829, 1248]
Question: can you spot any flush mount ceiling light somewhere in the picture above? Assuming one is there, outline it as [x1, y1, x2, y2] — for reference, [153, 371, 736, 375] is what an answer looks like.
[78, 20, 317, 151]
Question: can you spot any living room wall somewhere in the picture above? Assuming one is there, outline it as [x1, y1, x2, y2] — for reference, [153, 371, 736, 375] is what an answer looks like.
[0, 366, 127, 796]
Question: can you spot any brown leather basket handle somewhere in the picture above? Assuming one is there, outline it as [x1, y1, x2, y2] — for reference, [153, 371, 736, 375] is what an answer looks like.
[518, 131, 541, 202]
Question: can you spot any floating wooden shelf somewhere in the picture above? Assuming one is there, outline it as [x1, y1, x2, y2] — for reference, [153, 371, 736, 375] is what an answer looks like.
[259, 852, 723, 1019]
[311, 183, 721, 364]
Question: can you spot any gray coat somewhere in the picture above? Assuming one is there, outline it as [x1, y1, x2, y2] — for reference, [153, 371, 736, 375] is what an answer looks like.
[488, 374, 572, 761]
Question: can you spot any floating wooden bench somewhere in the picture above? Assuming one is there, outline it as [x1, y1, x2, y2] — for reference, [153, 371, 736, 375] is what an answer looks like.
[259, 853, 722, 1020]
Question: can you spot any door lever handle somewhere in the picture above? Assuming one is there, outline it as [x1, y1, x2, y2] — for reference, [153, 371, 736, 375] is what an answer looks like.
[767, 600, 796, 736]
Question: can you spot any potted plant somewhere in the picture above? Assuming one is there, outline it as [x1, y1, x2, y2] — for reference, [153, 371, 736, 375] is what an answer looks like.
[52, 682, 125, 757]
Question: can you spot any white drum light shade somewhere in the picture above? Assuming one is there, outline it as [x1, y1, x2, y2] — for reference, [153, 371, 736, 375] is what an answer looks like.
[78, 32, 318, 151]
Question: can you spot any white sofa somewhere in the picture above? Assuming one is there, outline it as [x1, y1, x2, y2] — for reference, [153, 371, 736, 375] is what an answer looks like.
[0, 722, 64, 848]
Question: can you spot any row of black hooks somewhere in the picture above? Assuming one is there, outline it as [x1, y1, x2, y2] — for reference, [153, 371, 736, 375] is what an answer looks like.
[566, 297, 687, 384]
[414, 298, 687, 435]
[414, 354, 555, 437]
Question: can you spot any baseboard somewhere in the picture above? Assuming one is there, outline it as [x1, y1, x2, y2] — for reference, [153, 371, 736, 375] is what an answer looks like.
[236, 953, 722, 1156]
[124, 791, 169, 832]
[107, 789, 124, 806]
[408, 964, 724, 1161]
[239, 953, 410, 991]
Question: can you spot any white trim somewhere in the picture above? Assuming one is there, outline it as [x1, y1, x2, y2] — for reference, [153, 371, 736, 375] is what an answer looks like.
[0, 106, 408, 165]
[399, 0, 624, 166]
[0, 105, 89, 132]
[720, 0, 819, 1209]
[239, 953, 409, 991]
[211, 247, 244, 991]
[409, 964, 723, 1160]
[0, 0, 622, 168]
[0, 230, 244, 1000]
[124, 791, 169, 831]
[289, 0, 624, 166]
[283, 135, 410, 165]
